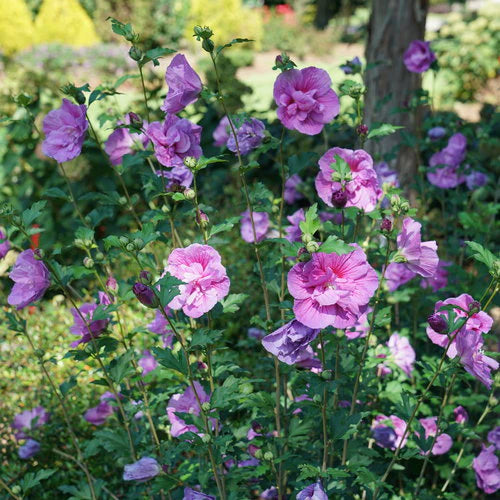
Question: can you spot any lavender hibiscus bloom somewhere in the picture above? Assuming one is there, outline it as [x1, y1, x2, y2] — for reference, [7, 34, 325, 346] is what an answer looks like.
[340, 56, 362, 74]
[183, 488, 216, 500]
[454, 406, 469, 424]
[70, 300, 110, 347]
[428, 127, 446, 140]
[473, 445, 500, 494]
[296, 481, 328, 499]
[284, 174, 304, 204]
[403, 40, 436, 73]
[372, 415, 408, 450]
[488, 427, 500, 450]
[465, 170, 488, 190]
[147, 114, 202, 167]
[123, 457, 161, 482]
[240, 210, 270, 243]
[227, 117, 265, 155]
[8, 249, 51, 309]
[139, 350, 158, 375]
[18, 439, 41, 459]
[156, 165, 194, 190]
[261, 319, 320, 365]
[285, 209, 305, 242]
[420, 260, 451, 292]
[147, 308, 174, 348]
[0, 229, 10, 259]
[12, 406, 50, 440]
[104, 113, 149, 166]
[427, 133, 467, 189]
[273, 66, 340, 135]
[387, 333, 415, 376]
[161, 54, 202, 114]
[419, 417, 453, 455]
[213, 116, 230, 148]
[42, 98, 88, 162]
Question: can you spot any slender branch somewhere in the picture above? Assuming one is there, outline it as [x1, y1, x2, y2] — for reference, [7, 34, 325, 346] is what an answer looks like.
[138, 64, 151, 122]
[0, 477, 21, 500]
[318, 332, 329, 471]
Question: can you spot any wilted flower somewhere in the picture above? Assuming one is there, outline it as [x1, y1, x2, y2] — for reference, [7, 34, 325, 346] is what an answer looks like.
[454, 406, 469, 424]
[394, 218, 439, 278]
[183, 487, 216, 500]
[287, 246, 378, 329]
[84, 392, 117, 426]
[428, 126, 446, 140]
[227, 117, 265, 155]
[167, 382, 213, 438]
[0, 229, 10, 259]
[284, 174, 304, 204]
[285, 209, 305, 242]
[296, 481, 328, 500]
[487, 427, 500, 450]
[161, 54, 202, 114]
[240, 210, 270, 243]
[472, 445, 500, 494]
[18, 439, 41, 459]
[104, 113, 149, 165]
[315, 148, 382, 213]
[465, 170, 488, 190]
[427, 294, 493, 357]
[8, 250, 51, 309]
[166, 244, 230, 318]
[70, 301, 110, 347]
[12, 406, 50, 440]
[387, 333, 415, 376]
[420, 260, 450, 292]
[123, 456, 161, 482]
[261, 319, 319, 365]
[147, 115, 202, 167]
[418, 417, 453, 455]
[213, 116, 230, 148]
[42, 99, 88, 162]
[273, 66, 339, 135]
[139, 350, 158, 375]
[403, 40, 436, 73]
[372, 415, 407, 450]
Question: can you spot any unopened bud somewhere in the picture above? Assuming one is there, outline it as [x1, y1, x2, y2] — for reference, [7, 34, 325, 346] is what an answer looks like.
[331, 189, 348, 209]
[306, 240, 320, 253]
[193, 25, 213, 40]
[321, 370, 333, 380]
[106, 276, 117, 290]
[254, 448, 263, 459]
[132, 282, 159, 308]
[128, 46, 142, 62]
[118, 235, 128, 246]
[126, 242, 135, 252]
[202, 38, 215, 53]
[34, 348, 45, 358]
[33, 248, 44, 260]
[197, 211, 209, 227]
[469, 300, 481, 314]
[381, 218, 392, 232]
[301, 233, 313, 244]
[356, 124, 369, 137]
[428, 313, 448, 334]
[201, 434, 212, 444]
[83, 257, 94, 269]
[201, 402, 211, 412]
[139, 270, 152, 284]
[95, 252, 105, 261]
[133, 238, 144, 250]
[184, 188, 195, 200]
[183, 156, 198, 170]
[263, 451, 273, 461]
[75, 92, 86, 105]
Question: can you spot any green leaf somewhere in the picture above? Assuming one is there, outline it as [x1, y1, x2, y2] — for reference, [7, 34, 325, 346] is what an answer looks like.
[221, 293, 248, 313]
[374, 306, 391, 327]
[107, 17, 135, 41]
[75, 226, 94, 242]
[331, 411, 364, 441]
[152, 347, 188, 376]
[208, 216, 241, 239]
[43, 187, 69, 200]
[297, 464, 321, 482]
[367, 123, 404, 139]
[299, 203, 321, 237]
[155, 273, 183, 309]
[22, 200, 46, 227]
[141, 47, 176, 67]
[108, 351, 135, 383]
[196, 155, 227, 171]
[320, 235, 353, 255]
[59, 375, 78, 397]
[211, 375, 240, 409]
[216, 38, 253, 57]
[465, 241, 497, 271]
[288, 152, 318, 176]
[19, 469, 56, 493]
[190, 329, 224, 348]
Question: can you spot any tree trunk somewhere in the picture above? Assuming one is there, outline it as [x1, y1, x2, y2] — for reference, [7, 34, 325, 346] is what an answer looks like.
[363, 0, 429, 191]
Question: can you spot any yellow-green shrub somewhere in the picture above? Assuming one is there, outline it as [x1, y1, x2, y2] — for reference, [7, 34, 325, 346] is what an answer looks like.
[0, 0, 35, 55]
[186, 0, 263, 50]
[34, 0, 100, 47]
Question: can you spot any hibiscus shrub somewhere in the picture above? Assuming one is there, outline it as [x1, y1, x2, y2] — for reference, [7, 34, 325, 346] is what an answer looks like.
[1, 20, 499, 500]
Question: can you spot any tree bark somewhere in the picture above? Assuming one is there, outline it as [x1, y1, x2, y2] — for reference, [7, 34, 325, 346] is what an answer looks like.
[363, 0, 429, 190]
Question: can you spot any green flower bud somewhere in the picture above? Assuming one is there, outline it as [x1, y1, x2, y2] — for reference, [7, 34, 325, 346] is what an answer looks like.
[321, 370, 333, 380]
[83, 257, 94, 269]
[302, 233, 313, 244]
[306, 241, 320, 253]
[34, 348, 45, 359]
[183, 156, 198, 170]
[201, 402, 211, 412]
[239, 382, 254, 395]
[126, 242, 135, 252]
[133, 238, 144, 250]
[75, 92, 86, 105]
[184, 188, 196, 200]
[202, 38, 215, 53]
[313, 394, 322, 404]
[254, 449, 263, 459]
[263, 451, 274, 461]
[95, 252, 105, 261]
[201, 434, 212, 444]
[119, 236, 129, 245]
[128, 46, 142, 62]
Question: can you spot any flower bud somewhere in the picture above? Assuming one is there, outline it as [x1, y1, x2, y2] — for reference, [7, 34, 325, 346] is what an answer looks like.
[321, 370, 333, 380]
[183, 156, 198, 170]
[139, 270, 152, 284]
[201, 402, 211, 412]
[381, 218, 392, 232]
[119, 235, 129, 245]
[312, 394, 322, 404]
[119, 196, 128, 206]
[34, 348, 45, 359]
[356, 124, 369, 137]
[301, 233, 313, 244]
[202, 38, 215, 53]
[83, 257, 94, 269]
[95, 251, 105, 261]
[75, 92, 86, 105]
[251, 420, 263, 433]
[428, 313, 448, 334]
[201, 434, 212, 444]
[106, 276, 117, 290]
[254, 448, 263, 459]
[469, 300, 481, 314]
[33, 248, 44, 260]
[306, 240, 320, 253]
[263, 451, 273, 461]
[128, 46, 142, 62]
[193, 25, 213, 40]
[331, 189, 348, 208]
[184, 188, 195, 200]
[248, 444, 259, 457]
[197, 211, 209, 228]
[133, 282, 159, 308]
[126, 243, 135, 252]
[133, 238, 144, 250]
